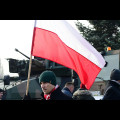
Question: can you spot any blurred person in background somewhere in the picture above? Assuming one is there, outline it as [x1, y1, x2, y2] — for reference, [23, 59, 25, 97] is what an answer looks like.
[62, 82, 74, 98]
[72, 88, 95, 100]
[102, 69, 120, 100]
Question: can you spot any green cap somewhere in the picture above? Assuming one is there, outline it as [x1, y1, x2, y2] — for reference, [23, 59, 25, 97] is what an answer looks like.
[39, 71, 56, 86]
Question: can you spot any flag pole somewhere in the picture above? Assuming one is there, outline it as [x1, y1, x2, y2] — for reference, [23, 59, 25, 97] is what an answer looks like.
[26, 54, 32, 96]
[25, 20, 37, 96]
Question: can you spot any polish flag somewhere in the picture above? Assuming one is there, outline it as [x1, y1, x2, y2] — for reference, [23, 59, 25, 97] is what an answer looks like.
[31, 20, 105, 90]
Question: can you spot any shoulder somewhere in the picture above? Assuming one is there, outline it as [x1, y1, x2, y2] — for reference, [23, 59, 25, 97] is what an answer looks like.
[102, 84, 120, 100]
[103, 86, 113, 96]
[51, 87, 73, 100]
[62, 87, 72, 95]
[62, 87, 69, 92]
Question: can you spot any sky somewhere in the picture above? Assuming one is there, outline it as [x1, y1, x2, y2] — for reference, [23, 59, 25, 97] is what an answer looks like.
[0, 20, 90, 60]
[0, 20, 34, 60]
[0, 20, 90, 76]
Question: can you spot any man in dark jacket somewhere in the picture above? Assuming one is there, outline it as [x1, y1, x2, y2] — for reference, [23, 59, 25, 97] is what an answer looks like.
[62, 82, 74, 98]
[102, 69, 120, 100]
[39, 70, 73, 100]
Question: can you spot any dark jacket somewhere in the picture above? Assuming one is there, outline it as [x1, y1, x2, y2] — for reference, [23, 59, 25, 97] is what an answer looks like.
[102, 80, 120, 100]
[41, 87, 73, 100]
[62, 87, 73, 98]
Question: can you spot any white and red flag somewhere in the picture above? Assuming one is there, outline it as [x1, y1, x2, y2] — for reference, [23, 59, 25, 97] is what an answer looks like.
[31, 20, 105, 90]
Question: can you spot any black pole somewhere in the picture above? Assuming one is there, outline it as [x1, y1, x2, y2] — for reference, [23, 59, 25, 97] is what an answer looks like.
[15, 48, 30, 59]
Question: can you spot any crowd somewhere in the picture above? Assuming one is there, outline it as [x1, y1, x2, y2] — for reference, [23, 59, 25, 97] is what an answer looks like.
[24, 69, 120, 100]
[1, 69, 120, 100]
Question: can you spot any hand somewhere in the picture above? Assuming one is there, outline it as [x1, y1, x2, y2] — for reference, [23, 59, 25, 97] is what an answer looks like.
[23, 93, 31, 100]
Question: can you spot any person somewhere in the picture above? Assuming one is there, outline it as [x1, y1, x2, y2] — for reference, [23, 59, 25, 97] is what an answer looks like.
[0, 89, 4, 100]
[80, 83, 87, 90]
[62, 82, 74, 97]
[39, 70, 73, 100]
[72, 88, 95, 100]
[102, 69, 120, 100]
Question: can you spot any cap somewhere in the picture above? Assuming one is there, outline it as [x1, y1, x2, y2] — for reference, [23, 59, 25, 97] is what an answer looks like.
[39, 71, 56, 86]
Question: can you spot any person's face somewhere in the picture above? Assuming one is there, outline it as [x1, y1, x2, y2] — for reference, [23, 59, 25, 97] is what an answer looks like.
[70, 85, 74, 93]
[0, 92, 3, 99]
[40, 82, 55, 94]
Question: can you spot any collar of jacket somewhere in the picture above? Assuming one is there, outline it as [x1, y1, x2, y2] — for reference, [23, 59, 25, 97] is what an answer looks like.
[110, 80, 120, 88]
[62, 87, 71, 93]
[41, 86, 61, 100]
[111, 80, 120, 85]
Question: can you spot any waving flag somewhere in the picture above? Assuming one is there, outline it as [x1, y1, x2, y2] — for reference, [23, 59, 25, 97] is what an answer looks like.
[31, 20, 105, 89]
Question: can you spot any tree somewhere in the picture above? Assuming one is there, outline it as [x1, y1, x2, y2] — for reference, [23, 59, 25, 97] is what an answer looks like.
[76, 20, 120, 52]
